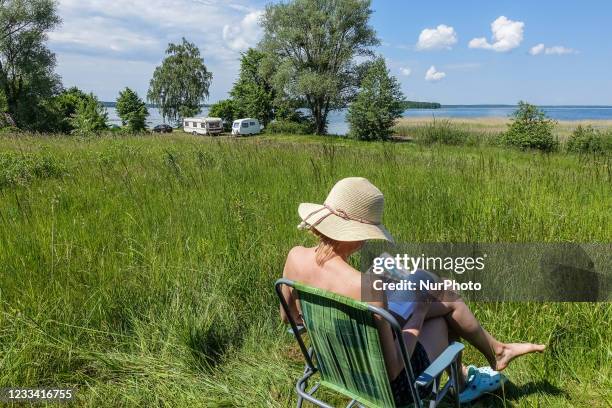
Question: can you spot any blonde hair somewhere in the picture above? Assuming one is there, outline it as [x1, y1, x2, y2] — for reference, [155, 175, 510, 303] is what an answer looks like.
[310, 228, 342, 265]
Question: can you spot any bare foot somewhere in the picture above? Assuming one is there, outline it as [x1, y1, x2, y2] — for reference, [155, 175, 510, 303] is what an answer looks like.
[494, 343, 546, 371]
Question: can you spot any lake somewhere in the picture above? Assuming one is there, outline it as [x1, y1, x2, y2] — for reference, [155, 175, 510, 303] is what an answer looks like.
[106, 105, 612, 136]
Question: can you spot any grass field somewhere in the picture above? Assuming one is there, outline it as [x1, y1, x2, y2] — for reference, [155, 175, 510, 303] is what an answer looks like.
[0, 132, 610, 407]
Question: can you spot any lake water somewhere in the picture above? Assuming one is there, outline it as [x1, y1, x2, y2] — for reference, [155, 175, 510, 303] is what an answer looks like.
[107, 105, 612, 136]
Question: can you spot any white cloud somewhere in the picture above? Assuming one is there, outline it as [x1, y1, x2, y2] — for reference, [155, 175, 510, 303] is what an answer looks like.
[545, 46, 576, 55]
[530, 44, 577, 56]
[529, 43, 546, 55]
[425, 66, 446, 82]
[416, 24, 457, 50]
[400, 67, 412, 76]
[222, 10, 264, 52]
[469, 16, 524, 52]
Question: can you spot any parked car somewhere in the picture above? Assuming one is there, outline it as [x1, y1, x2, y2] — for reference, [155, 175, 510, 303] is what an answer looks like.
[231, 118, 263, 136]
[183, 117, 223, 135]
[153, 124, 173, 133]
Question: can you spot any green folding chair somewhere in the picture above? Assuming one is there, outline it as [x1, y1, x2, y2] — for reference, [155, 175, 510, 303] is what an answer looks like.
[276, 278, 465, 408]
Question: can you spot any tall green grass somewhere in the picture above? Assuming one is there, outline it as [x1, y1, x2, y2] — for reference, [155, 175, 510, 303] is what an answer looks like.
[0, 133, 610, 407]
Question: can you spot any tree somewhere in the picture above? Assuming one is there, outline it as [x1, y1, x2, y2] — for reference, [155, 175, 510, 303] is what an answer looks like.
[230, 49, 275, 125]
[49, 86, 89, 133]
[260, 0, 378, 135]
[347, 58, 403, 141]
[503, 101, 558, 151]
[116, 87, 148, 132]
[208, 99, 236, 131]
[147, 38, 212, 125]
[70, 93, 108, 134]
[0, 0, 62, 129]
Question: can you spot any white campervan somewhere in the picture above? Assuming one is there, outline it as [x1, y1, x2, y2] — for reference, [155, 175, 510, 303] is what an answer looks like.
[231, 118, 263, 136]
[183, 117, 223, 135]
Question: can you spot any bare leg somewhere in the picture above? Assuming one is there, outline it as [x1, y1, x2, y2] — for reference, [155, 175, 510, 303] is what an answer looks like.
[400, 303, 428, 356]
[418, 317, 467, 390]
[418, 317, 449, 360]
[426, 297, 545, 371]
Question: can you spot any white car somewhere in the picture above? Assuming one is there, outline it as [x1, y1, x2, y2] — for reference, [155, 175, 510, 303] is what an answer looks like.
[183, 117, 223, 135]
[231, 118, 263, 136]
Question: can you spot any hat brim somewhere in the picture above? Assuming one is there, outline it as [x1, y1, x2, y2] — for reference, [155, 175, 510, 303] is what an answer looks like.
[298, 203, 394, 243]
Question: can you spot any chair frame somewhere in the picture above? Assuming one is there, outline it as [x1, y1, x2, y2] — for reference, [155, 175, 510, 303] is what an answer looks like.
[276, 278, 464, 408]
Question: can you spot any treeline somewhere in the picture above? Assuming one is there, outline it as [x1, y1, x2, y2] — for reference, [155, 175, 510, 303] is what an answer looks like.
[0, 0, 213, 134]
[401, 101, 441, 109]
[2, 0, 433, 139]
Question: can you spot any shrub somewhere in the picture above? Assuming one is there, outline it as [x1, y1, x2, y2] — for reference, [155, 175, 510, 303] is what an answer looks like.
[71, 93, 109, 135]
[0, 152, 66, 188]
[348, 58, 404, 141]
[50, 87, 90, 133]
[209, 99, 236, 131]
[502, 101, 558, 151]
[566, 125, 610, 154]
[265, 119, 313, 135]
[116, 88, 148, 132]
[413, 119, 470, 145]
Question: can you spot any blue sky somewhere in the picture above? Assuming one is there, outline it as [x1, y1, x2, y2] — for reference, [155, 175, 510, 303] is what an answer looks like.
[49, 0, 612, 105]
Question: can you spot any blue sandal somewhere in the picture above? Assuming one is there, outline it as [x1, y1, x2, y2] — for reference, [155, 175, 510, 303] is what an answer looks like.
[459, 366, 508, 404]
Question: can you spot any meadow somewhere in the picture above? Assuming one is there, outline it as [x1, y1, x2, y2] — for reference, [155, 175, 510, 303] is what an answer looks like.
[394, 117, 612, 145]
[0, 132, 610, 407]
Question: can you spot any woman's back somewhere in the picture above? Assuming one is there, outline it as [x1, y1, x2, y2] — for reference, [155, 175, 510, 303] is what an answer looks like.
[281, 245, 403, 378]
[284, 246, 363, 300]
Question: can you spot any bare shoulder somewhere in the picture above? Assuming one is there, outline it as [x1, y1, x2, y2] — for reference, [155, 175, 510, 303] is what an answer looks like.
[283, 246, 309, 279]
[287, 245, 308, 258]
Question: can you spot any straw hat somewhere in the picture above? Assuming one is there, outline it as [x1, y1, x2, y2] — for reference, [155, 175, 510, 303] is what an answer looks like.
[298, 177, 394, 242]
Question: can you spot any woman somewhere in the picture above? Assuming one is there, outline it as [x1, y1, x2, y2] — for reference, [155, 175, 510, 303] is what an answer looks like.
[280, 177, 545, 405]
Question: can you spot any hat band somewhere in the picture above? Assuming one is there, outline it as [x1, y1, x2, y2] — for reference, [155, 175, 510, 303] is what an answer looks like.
[299, 203, 379, 230]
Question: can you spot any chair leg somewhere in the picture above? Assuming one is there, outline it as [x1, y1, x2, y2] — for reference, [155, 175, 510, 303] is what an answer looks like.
[451, 361, 461, 408]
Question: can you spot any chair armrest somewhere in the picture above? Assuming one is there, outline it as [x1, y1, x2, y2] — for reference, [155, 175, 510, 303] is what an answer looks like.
[415, 342, 465, 388]
[287, 324, 306, 336]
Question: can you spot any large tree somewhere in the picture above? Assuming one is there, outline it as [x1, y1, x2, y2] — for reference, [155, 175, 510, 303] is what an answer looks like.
[260, 0, 378, 135]
[229, 48, 275, 125]
[0, 0, 62, 129]
[347, 58, 404, 141]
[147, 38, 212, 125]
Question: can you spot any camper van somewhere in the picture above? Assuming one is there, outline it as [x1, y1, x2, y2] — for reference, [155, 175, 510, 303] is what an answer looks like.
[231, 118, 263, 136]
[183, 117, 223, 135]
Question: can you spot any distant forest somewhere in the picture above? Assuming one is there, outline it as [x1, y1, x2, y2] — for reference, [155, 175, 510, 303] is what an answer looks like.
[401, 100, 441, 109]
